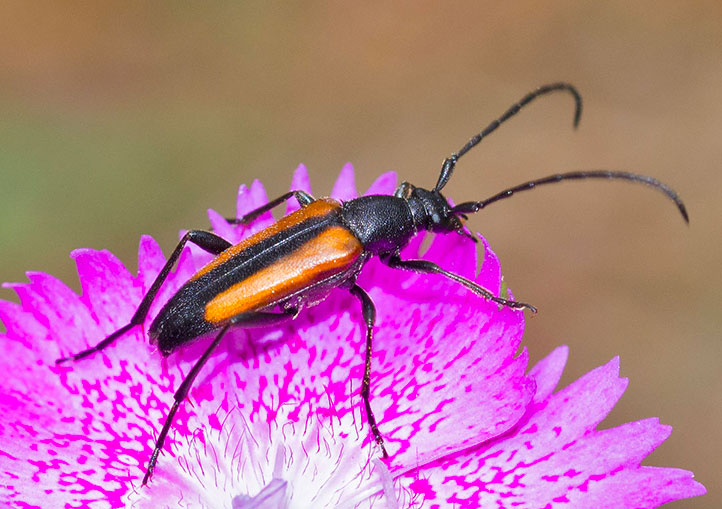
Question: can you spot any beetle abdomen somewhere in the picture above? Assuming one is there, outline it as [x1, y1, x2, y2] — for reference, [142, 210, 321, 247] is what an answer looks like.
[149, 198, 363, 355]
[204, 225, 362, 323]
[148, 287, 215, 356]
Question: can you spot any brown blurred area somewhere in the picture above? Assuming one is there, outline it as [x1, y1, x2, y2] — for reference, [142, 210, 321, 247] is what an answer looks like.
[0, 2, 719, 506]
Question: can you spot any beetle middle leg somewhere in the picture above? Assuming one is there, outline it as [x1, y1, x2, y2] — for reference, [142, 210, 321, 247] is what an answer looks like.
[56, 230, 233, 364]
[350, 284, 389, 458]
[143, 308, 297, 485]
[381, 253, 537, 312]
[226, 190, 314, 225]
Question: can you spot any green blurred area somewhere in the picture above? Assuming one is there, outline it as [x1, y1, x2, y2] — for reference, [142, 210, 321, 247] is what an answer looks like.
[1, 2, 720, 507]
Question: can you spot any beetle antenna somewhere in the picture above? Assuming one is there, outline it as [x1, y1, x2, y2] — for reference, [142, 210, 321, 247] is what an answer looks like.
[451, 170, 689, 223]
[434, 82, 582, 192]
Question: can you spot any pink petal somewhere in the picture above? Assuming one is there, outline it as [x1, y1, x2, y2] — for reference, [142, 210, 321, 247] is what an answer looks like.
[527, 345, 568, 403]
[136, 235, 167, 290]
[1, 252, 173, 506]
[0, 300, 41, 349]
[71, 248, 138, 329]
[330, 163, 358, 201]
[403, 350, 706, 508]
[365, 172, 397, 196]
[285, 163, 313, 215]
[235, 180, 274, 235]
[207, 207, 236, 241]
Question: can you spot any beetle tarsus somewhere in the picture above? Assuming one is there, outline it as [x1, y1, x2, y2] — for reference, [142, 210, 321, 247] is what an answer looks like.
[56, 322, 137, 364]
[226, 190, 315, 225]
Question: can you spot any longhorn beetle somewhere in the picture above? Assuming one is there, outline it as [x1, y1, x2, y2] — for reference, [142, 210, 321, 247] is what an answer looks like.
[56, 83, 688, 484]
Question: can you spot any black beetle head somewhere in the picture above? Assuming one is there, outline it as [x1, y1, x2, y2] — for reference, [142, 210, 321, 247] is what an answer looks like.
[404, 184, 466, 235]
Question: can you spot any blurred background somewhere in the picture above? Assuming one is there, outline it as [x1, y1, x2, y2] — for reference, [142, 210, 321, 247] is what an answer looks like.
[0, 2, 718, 506]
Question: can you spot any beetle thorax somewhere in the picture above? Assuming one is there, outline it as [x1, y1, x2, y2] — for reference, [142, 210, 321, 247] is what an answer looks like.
[341, 195, 417, 254]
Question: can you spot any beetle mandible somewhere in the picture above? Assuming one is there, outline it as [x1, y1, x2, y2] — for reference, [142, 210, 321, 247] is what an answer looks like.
[56, 82, 688, 484]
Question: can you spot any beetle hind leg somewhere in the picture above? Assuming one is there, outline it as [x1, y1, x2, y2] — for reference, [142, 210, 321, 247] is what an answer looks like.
[142, 308, 297, 484]
[56, 230, 233, 364]
[143, 324, 230, 485]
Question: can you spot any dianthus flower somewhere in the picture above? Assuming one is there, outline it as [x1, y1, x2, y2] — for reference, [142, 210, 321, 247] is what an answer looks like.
[0, 165, 705, 508]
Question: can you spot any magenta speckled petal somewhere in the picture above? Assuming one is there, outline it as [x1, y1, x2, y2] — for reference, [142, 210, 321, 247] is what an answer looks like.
[0, 167, 704, 508]
[364, 172, 397, 196]
[330, 162, 358, 201]
[285, 164, 313, 215]
[0, 300, 39, 349]
[71, 248, 137, 316]
[527, 345, 568, 403]
[234, 180, 274, 236]
[136, 235, 167, 289]
[400, 349, 706, 508]
[207, 207, 236, 241]
[1, 257, 168, 506]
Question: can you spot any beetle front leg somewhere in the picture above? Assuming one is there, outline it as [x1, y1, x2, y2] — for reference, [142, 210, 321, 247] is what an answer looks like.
[56, 230, 233, 364]
[382, 253, 537, 312]
[226, 190, 314, 225]
[350, 284, 389, 458]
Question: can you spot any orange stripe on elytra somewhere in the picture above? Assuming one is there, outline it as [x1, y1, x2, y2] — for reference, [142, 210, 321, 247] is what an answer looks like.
[204, 225, 362, 323]
[191, 198, 341, 281]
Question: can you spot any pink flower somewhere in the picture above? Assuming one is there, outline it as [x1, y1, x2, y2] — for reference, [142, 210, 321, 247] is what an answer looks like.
[0, 165, 705, 508]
